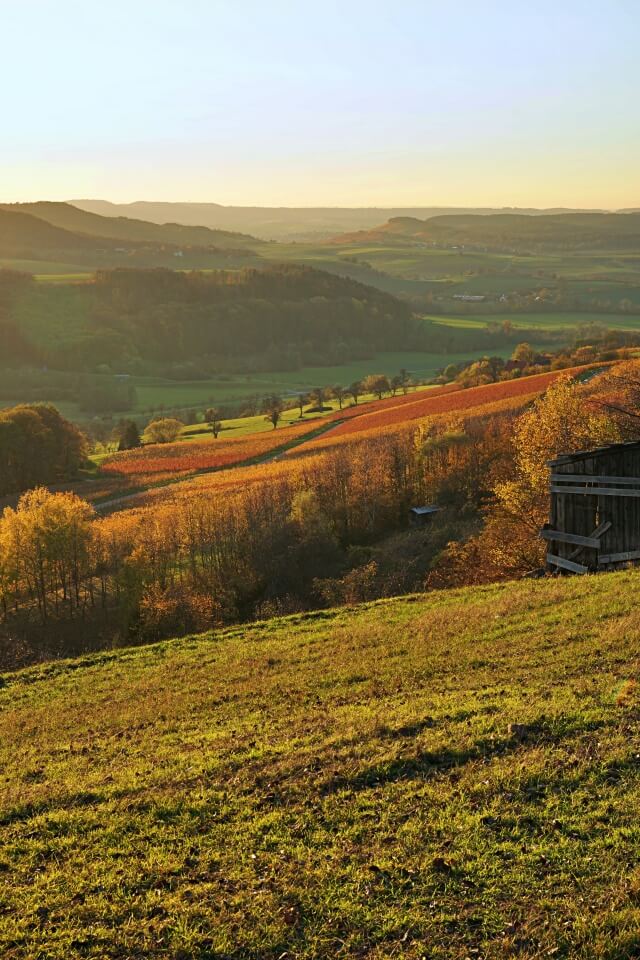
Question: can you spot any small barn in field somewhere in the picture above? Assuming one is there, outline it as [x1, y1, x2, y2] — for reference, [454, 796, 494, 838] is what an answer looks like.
[542, 440, 640, 574]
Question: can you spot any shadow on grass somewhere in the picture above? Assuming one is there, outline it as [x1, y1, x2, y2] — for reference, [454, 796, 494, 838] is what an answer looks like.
[320, 718, 610, 796]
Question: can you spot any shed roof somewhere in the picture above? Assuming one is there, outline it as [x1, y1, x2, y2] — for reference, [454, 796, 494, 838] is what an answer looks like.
[548, 440, 640, 467]
[410, 505, 440, 515]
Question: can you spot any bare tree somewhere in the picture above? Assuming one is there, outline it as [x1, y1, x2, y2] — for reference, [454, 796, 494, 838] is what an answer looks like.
[348, 380, 362, 405]
[205, 407, 223, 438]
[262, 394, 284, 429]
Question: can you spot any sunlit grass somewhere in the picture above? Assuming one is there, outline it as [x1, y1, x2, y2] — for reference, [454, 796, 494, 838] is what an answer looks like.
[3, 571, 640, 957]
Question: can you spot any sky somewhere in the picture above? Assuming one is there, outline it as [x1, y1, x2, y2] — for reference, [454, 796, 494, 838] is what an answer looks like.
[2, 0, 639, 208]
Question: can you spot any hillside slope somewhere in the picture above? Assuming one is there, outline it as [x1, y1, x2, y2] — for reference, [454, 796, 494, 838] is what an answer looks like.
[338, 211, 640, 251]
[2, 201, 259, 249]
[3, 572, 640, 958]
[0, 207, 103, 255]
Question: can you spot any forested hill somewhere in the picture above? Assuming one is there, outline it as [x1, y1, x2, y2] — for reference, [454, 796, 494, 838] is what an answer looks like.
[2, 264, 421, 374]
[1, 201, 259, 249]
[338, 211, 640, 251]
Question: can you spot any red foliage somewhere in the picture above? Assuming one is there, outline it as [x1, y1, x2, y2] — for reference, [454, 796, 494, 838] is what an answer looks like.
[325, 368, 597, 439]
[101, 421, 313, 482]
[330, 384, 458, 421]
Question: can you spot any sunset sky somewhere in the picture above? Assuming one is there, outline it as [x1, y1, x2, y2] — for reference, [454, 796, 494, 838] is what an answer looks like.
[3, 0, 638, 207]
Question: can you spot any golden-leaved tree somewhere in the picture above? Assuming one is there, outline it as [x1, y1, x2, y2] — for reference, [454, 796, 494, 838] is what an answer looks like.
[0, 488, 95, 623]
[431, 377, 620, 582]
[489, 376, 620, 573]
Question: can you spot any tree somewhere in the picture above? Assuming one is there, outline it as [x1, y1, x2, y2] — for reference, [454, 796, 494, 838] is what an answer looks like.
[511, 342, 536, 366]
[363, 374, 391, 400]
[483, 377, 620, 574]
[312, 386, 326, 410]
[348, 381, 362, 405]
[588, 361, 640, 439]
[456, 357, 504, 389]
[296, 393, 308, 418]
[0, 488, 95, 623]
[145, 417, 183, 444]
[0, 403, 88, 497]
[262, 394, 284, 429]
[399, 368, 411, 394]
[331, 384, 346, 410]
[114, 419, 141, 451]
[390, 375, 403, 396]
[204, 407, 223, 438]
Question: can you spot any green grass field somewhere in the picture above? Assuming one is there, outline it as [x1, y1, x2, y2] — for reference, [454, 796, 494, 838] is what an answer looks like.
[0, 354, 477, 425]
[115, 348, 532, 423]
[431, 310, 640, 332]
[3, 571, 640, 958]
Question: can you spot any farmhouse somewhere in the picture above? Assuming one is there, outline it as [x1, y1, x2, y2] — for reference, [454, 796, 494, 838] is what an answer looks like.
[542, 440, 640, 573]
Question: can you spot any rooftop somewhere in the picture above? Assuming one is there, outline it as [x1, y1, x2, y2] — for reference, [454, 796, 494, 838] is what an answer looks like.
[548, 440, 640, 467]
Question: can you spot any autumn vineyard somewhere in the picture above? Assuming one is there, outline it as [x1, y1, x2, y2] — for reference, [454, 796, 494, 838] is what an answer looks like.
[2, 349, 637, 674]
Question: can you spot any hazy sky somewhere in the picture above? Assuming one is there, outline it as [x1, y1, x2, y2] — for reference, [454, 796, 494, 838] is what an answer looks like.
[3, 0, 638, 207]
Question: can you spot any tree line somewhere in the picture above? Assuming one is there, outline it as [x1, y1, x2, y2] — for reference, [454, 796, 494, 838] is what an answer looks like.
[0, 404, 87, 497]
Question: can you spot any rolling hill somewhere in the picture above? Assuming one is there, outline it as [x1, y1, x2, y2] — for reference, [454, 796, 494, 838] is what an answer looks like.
[337, 212, 640, 251]
[0, 206, 260, 267]
[1, 201, 260, 250]
[71, 199, 608, 241]
[0, 207, 105, 256]
[2, 571, 640, 958]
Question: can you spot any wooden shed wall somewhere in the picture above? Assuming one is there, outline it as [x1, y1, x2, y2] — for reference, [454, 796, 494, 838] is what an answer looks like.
[548, 447, 640, 570]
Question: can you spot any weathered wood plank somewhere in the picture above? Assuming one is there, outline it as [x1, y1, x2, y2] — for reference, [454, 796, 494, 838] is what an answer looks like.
[551, 474, 640, 485]
[598, 549, 640, 565]
[546, 553, 589, 574]
[541, 529, 603, 548]
[550, 486, 640, 498]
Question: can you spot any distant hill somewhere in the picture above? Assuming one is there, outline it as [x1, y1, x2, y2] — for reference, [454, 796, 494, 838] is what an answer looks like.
[3, 264, 420, 374]
[71, 199, 608, 241]
[1, 201, 259, 250]
[0, 207, 104, 255]
[335, 211, 640, 251]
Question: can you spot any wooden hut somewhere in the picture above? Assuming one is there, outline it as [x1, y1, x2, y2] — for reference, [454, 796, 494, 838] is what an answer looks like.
[542, 440, 640, 574]
[409, 505, 440, 527]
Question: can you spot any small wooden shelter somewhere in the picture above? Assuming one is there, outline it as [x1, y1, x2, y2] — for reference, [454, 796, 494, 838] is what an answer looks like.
[409, 505, 440, 527]
[542, 440, 640, 574]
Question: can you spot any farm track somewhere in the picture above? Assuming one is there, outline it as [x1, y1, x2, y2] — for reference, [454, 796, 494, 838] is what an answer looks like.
[92, 364, 611, 513]
[94, 417, 345, 512]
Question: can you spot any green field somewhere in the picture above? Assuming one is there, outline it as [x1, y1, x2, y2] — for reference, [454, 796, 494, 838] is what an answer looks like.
[0, 353, 494, 425]
[3, 571, 640, 958]
[257, 239, 640, 305]
[431, 310, 640, 332]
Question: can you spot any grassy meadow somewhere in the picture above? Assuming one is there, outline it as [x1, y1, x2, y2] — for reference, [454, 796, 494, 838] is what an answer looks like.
[0, 355, 477, 425]
[431, 310, 640, 332]
[2, 571, 640, 958]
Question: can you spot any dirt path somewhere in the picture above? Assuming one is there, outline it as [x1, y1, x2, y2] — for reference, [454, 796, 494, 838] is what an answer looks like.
[94, 418, 345, 513]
